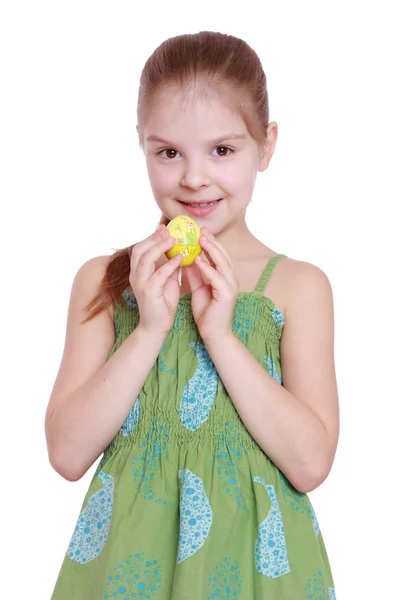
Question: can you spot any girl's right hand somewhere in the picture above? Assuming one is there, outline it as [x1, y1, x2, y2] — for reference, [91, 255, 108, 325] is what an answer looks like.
[129, 224, 182, 336]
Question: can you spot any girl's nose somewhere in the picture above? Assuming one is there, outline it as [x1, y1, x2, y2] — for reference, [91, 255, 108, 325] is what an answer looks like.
[180, 162, 212, 190]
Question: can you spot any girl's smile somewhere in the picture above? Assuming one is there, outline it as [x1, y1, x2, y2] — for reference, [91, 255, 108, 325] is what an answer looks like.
[177, 197, 223, 217]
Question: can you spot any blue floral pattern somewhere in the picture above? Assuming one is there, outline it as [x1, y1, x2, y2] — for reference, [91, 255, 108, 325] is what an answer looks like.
[67, 471, 114, 564]
[271, 306, 284, 327]
[132, 421, 171, 506]
[279, 474, 320, 536]
[216, 424, 249, 512]
[208, 557, 243, 599]
[104, 552, 162, 598]
[233, 297, 260, 343]
[263, 356, 282, 384]
[177, 469, 213, 563]
[305, 571, 327, 599]
[180, 342, 219, 431]
[253, 477, 290, 578]
[121, 396, 140, 436]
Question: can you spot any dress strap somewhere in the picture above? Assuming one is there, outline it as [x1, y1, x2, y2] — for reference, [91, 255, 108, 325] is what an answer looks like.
[254, 254, 288, 293]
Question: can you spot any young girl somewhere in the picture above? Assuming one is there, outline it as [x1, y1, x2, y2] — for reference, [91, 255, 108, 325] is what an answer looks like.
[46, 31, 339, 599]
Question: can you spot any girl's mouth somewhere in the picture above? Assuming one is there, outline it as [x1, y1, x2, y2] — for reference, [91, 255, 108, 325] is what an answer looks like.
[179, 198, 222, 216]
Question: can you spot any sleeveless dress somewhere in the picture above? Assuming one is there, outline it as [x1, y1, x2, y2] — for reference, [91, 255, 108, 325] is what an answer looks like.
[50, 253, 336, 599]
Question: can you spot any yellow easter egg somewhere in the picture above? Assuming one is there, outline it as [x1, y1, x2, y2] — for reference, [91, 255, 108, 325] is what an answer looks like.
[165, 215, 201, 266]
[166, 243, 202, 266]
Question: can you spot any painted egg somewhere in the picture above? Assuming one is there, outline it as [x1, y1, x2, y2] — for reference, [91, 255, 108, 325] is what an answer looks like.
[166, 215, 202, 266]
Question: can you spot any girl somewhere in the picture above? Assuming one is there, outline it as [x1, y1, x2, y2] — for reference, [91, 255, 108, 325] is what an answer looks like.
[46, 31, 339, 599]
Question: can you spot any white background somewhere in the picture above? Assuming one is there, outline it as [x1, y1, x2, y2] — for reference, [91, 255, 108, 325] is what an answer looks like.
[1, 1, 398, 598]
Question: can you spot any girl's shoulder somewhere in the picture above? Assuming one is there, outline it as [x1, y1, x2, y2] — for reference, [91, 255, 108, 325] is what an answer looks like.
[276, 256, 333, 322]
[259, 253, 332, 323]
[278, 257, 333, 310]
[75, 254, 115, 322]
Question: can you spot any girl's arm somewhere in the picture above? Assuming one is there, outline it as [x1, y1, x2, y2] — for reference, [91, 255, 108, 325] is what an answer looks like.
[45, 257, 166, 482]
[204, 261, 339, 494]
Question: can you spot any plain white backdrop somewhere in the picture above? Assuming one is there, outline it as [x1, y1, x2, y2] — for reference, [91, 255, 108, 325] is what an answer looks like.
[1, 1, 398, 598]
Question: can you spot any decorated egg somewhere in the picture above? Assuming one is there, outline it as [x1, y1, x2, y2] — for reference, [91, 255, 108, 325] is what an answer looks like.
[165, 215, 202, 266]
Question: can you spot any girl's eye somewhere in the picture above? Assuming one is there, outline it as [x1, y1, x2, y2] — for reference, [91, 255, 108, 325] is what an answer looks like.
[159, 149, 181, 159]
[212, 146, 232, 157]
[158, 146, 232, 159]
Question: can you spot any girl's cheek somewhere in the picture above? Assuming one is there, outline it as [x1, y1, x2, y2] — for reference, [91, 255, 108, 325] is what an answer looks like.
[157, 168, 180, 189]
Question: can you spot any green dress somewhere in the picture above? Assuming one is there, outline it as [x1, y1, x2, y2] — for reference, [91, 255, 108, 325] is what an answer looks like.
[51, 253, 336, 599]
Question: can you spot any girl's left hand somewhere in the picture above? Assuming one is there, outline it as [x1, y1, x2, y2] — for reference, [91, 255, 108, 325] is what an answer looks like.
[185, 227, 239, 343]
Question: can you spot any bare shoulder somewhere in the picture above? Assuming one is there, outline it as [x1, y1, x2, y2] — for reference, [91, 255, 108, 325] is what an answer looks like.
[73, 254, 114, 321]
[279, 256, 333, 314]
[279, 256, 335, 360]
[78, 253, 112, 276]
[258, 253, 333, 321]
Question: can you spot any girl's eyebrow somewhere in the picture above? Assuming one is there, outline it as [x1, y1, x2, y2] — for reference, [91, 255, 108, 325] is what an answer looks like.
[145, 133, 247, 146]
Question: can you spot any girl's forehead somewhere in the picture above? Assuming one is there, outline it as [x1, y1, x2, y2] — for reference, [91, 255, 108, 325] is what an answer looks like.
[152, 86, 233, 113]
[143, 88, 248, 138]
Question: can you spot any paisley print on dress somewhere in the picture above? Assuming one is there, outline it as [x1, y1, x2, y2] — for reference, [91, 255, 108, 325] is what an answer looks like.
[177, 469, 213, 563]
[180, 342, 219, 431]
[67, 471, 114, 564]
[252, 476, 290, 578]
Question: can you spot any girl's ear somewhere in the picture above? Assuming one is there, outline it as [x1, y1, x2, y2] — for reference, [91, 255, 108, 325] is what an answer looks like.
[259, 144, 270, 172]
[259, 121, 278, 172]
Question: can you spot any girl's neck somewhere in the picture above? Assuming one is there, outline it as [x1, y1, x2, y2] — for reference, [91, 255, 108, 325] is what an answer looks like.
[212, 219, 262, 260]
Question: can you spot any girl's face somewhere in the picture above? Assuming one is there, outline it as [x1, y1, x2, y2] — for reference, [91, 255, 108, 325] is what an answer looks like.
[141, 87, 275, 235]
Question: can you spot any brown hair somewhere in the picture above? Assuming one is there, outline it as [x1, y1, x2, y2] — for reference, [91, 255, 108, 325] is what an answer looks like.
[82, 31, 269, 324]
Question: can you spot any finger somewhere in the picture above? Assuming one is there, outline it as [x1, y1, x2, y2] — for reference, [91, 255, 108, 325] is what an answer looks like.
[194, 257, 226, 294]
[199, 244, 216, 270]
[149, 252, 183, 290]
[164, 261, 181, 283]
[131, 230, 163, 273]
[135, 234, 176, 282]
[201, 228, 234, 268]
[131, 228, 170, 273]
[199, 234, 235, 284]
